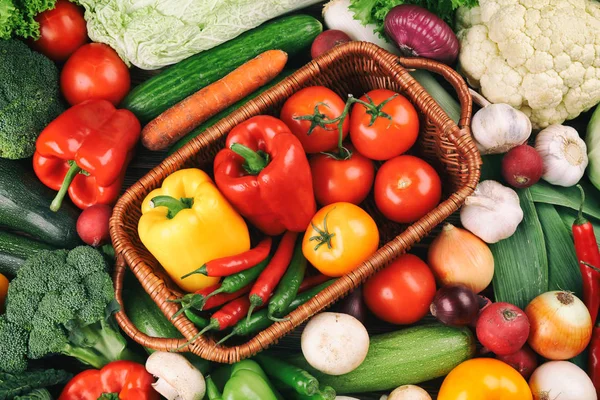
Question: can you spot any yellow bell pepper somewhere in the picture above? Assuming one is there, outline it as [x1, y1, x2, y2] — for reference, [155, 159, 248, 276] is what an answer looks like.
[138, 168, 250, 292]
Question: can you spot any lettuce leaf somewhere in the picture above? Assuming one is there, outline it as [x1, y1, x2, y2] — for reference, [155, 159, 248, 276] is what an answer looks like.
[0, 0, 79, 40]
[350, 0, 478, 37]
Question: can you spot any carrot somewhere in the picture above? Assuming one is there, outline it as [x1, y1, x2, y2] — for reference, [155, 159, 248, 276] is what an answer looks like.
[141, 49, 288, 151]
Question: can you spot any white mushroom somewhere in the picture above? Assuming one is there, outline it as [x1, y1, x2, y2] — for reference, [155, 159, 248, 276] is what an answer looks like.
[145, 352, 205, 400]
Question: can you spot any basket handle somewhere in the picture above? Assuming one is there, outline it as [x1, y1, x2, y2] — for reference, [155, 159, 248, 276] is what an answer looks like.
[113, 255, 189, 352]
[396, 57, 473, 133]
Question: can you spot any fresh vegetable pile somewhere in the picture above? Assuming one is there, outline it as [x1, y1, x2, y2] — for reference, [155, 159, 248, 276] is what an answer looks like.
[1, 0, 600, 399]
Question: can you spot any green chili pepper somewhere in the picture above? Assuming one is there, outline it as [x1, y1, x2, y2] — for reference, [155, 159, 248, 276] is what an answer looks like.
[268, 239, 306, 321]
[273, 379, 336, 400]
[254, 354, 319, 396]
[222, 361, 277, 400]
[183, 309, 209, 329]
[217, 280, 335, 344]
[206, 376, 223, 400]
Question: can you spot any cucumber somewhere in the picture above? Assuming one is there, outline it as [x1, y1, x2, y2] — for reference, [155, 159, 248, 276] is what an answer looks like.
[122, 15, 322, 123]
[0, 159, 80, 248]
[122, 271, 211, 374]
[289, 324, 475, 394]
[0, 231, 56, 277]
[168, 69, 296, 156]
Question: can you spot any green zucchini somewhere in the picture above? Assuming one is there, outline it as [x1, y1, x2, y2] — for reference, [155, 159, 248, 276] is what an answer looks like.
[0, 231, 56, 277]
[122, 15, 322, 124]
[122, 271, 210, 374]
[289, 324, 475, 394]
[0, 159, 80, 248]
[168, 69, 296, 155]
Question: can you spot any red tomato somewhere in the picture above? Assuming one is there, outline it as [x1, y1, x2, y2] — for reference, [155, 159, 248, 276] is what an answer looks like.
[374, 155, 442, 223]
[31, 0, 87, 62]
[61, 43, 130, 106]
[364, 254, 436, 324]
[310, 145, 375, 206]
[349, 89, 419, 160]
[280, 86, 349, 153]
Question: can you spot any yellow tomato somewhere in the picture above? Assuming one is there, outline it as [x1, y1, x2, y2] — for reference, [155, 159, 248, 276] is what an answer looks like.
[302, 202, 379, 277]
[0, 273, 8, 313]
[438, 358, 533, 400]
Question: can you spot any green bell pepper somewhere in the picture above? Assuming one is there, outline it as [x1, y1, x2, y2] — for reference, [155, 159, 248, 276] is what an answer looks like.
[222, 360, 278, 400]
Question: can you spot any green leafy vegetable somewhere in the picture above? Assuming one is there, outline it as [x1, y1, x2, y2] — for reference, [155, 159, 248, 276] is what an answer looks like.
[0, 0, 79, 40]
[14, 388, 53, 400]
[0, 369, 71, 399]
[556, 207, 600, 245]
[349, 0, 478, 37]
[529, 181, 600, 220]
[490, 188, 548, 310]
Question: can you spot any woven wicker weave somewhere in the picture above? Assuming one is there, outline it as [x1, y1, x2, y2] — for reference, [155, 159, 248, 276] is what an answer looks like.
[110, 42, 481, 363]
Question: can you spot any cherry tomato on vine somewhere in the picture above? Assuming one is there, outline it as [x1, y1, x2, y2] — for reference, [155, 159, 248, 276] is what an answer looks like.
[309, 144, 375, 206]
[374, 155, 441, 223]
[349, 89, 419, 160]
[31, 0, 88, 62]
[61, 43, 130, 106]
[280, 86, 349, 153]
[302, 202, 379, 277]
[363, 254, 436, 324]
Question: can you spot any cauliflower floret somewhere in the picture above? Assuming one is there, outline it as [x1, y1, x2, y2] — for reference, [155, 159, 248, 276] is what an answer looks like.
[457, 0, 600, 128]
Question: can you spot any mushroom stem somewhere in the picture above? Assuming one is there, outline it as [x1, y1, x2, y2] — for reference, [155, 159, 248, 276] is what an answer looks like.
[152, 378, 180, 400]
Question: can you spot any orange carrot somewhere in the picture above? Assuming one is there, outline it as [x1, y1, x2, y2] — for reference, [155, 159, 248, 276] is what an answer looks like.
[141, 49, 288, 151]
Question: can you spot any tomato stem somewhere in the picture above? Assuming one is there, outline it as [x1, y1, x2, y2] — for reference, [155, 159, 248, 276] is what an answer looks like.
[293, 102, 337, 135]
[309, 209, 336, 251]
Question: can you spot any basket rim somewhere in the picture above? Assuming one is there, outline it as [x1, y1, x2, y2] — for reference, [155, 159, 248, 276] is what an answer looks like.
[110, 41, 482, 363]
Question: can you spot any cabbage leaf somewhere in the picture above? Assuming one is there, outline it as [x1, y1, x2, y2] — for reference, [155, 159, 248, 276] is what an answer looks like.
[78, 0, 322, 70]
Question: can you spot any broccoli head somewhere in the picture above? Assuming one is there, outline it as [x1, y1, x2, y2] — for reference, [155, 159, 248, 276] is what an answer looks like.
[0, 39, 64, 159]
[1, 246, 139, 373]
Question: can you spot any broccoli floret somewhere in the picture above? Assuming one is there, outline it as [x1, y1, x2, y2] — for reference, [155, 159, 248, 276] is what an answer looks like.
[0, 39, 64, 159]
[1, 246, 140, 373]
[0, 315, 28, 374]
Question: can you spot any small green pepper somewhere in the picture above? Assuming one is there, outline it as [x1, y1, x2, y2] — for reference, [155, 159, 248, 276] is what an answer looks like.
[222, 369, 277, 400]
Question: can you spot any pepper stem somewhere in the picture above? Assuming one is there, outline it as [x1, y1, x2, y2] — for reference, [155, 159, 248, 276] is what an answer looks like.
[169, 294, 204, 320]
[247, 295, 262, 323]
[574, 184, 588, 225]
[309, 209, 336, 251]
[581, 261, 600, 274]
[216, 331, 236, 345]
[151, 196, 194, 219]
[181, 264, 208, 279]
[230, 143, 270, 175]
[50, 161, 82, 212]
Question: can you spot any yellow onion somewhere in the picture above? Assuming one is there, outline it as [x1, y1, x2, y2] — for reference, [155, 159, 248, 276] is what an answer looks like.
[427, 223, 494, 293]
[525, 291, 592, 360]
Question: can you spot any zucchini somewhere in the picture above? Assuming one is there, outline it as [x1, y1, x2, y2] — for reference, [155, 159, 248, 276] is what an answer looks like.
[289, 324, 475, 394]
[122, 271, 210, 374]
[168, 69, 296, 155]
[122, 15, 322, 123]
[586, 105, 600, 191]
[0, 159, 80, 248]
[0, 231, 55, 277]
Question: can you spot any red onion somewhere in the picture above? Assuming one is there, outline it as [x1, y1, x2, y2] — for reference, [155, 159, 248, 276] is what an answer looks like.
[430, 285, 479, 326]
[384, 5, 459, 65]
[335, 286, 368, 324]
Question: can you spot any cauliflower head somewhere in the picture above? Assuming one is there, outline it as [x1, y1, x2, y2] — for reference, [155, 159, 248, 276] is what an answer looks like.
[456, 0, 600, 129]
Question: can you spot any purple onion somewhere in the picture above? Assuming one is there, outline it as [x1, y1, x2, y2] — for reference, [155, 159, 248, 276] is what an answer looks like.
[430, 285, 479, 326]
[336, 286, 368, 324]
[384, 4, 459, 65]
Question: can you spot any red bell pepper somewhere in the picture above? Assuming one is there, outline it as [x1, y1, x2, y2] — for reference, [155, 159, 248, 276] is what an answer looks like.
[33, 100, 140, 211]
[58, 360, 158, 400]
[213, 115, 316, 235]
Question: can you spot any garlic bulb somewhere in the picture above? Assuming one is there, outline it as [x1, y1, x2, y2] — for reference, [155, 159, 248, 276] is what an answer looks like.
[534, 124, 589, 187]
[469, 89, 532, 154]
[460, 180, 524, 243]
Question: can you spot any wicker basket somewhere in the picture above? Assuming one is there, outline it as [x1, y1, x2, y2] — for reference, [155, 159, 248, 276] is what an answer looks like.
[110, 41, 481, 364]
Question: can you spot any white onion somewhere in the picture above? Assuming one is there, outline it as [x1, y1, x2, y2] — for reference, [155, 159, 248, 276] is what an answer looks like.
[529, 361, 597, 400]
[388, 385, 432, 400]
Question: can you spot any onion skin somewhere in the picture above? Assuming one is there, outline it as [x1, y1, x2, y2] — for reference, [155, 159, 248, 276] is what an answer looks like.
[529, 361, 597, 400]
[476, 302, 530, 355]
[525, 291, 593, 360]
[430, 285, 479, 327]
[384, 5, 459, 65]
[496, 345, 538, 380]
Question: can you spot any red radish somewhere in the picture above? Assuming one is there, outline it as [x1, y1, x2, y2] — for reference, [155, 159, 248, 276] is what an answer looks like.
[496, 344, 538, 379]
[501, 145, 543, 188]
[76, 204, 112, 247]
[476, 302, 530, 355]
[311, 30, 352, 59]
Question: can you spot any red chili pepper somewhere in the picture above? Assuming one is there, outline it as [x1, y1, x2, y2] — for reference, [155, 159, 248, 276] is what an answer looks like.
[198, 296, 251, 337]
[591, 325, 600, 397]
[247, 231, 298, 321]
[213, 115, 316, 236]
[298, 273, 331, 293]
[169, 284, 249, 319]
[33, 100, 140, 211]
[58, 360, 158, 400]
[572, 185, 600, 327]
[183, 237, 273, 277]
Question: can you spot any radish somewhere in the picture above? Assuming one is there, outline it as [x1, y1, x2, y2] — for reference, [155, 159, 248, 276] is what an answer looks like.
[76, 204, 112, 247]
[476, 302, 530, 355]
[301, 312, 369, 375]
[311, 30, 352, 59]
[501, 145, 543, 188]
[496, 344, 538, 379]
